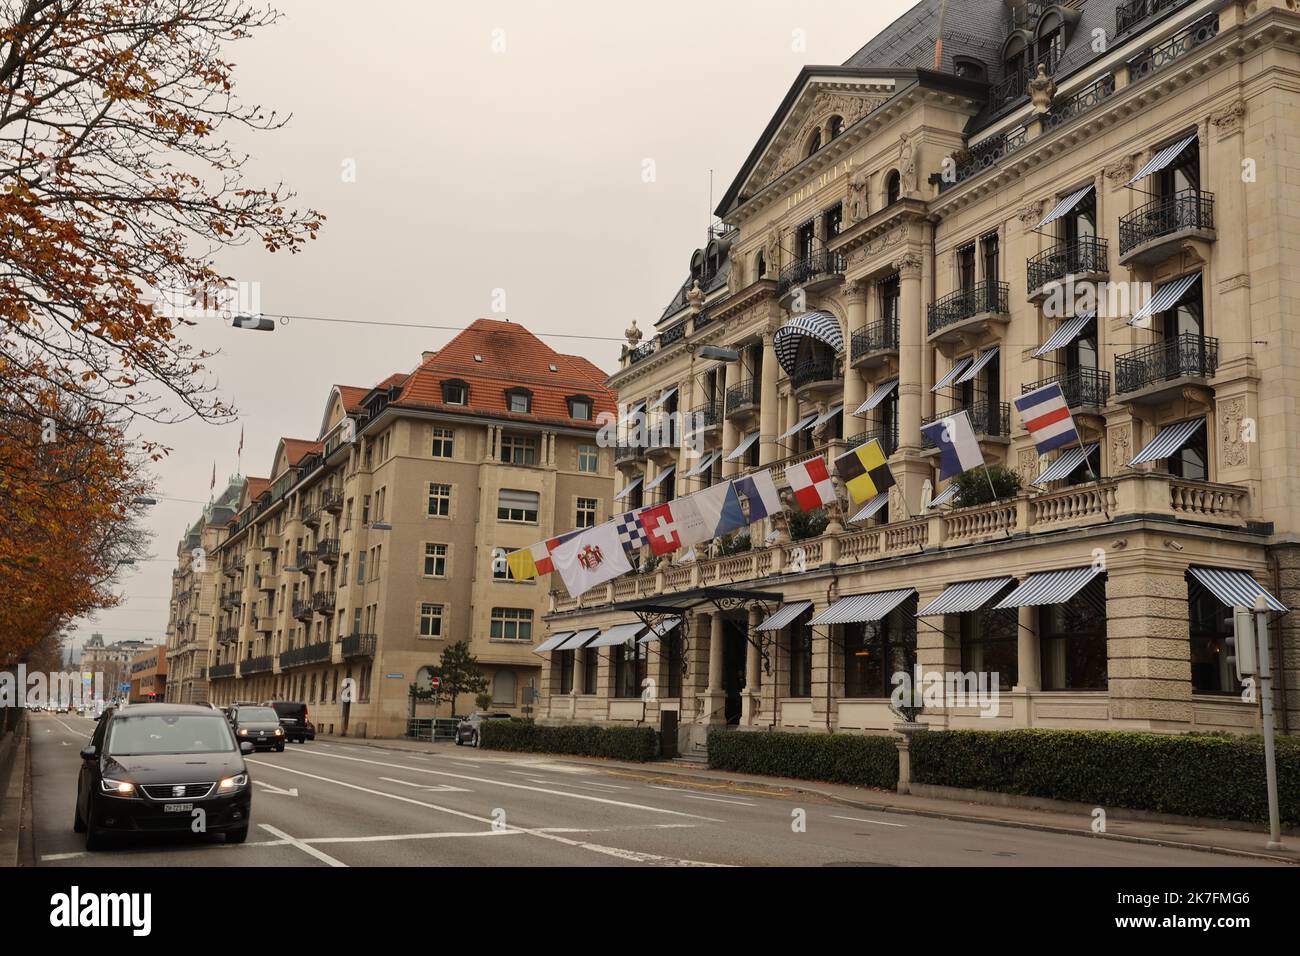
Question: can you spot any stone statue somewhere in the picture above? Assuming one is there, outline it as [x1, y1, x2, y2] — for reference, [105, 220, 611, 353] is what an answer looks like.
[764, 227, 780, 272]
[1028, 64, 1056, 113]
[846, 167, 871, 224]
[625, 320, 642, 347]
[727, 258, 744, 293]
[686, 280, 705, 311]
[899, 131, 918, 195]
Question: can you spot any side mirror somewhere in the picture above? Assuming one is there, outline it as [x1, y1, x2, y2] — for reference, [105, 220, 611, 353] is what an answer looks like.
[240, 741, 254, 754]
[79, 746, 97, 761]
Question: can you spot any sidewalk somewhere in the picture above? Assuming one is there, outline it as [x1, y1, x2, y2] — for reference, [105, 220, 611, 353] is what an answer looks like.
[319, 732, 1299, 864]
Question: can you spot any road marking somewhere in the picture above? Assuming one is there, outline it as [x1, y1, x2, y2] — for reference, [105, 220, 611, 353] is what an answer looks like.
[51, 717, 85, 738]
[253, 780, 299, 797]
[647, 785, 756, 807]
[831, 814, 908, 828]
[258, 823, 348, 867]
[308, 830, 519, 844]
[275, 749, 714, 820]
[379, 776, 472, 793]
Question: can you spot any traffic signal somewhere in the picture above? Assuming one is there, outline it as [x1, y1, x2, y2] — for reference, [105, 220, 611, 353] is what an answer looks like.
[1227, 608, 1258, 682]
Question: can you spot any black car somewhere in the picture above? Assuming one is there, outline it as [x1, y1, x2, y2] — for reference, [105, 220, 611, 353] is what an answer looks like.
[454, 712, 512, 747]
[76, 703, 253, 850]
[262, 700, 315, 743]
[228, 704, 286, 752]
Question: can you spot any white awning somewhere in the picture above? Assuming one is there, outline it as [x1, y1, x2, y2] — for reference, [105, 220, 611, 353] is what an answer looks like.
[648, 386, 679, 410]
[849, 492, 890, 523]
[645, 465, 676, 489]
[1033, 443, 1098, 485]
[1188, 567, 1288, 613]
[1128, 418, 1204, 466]
[586, 623, 647, 648]
[554, 628, 601, 650]
[1128, 273, 1200, 327]
[810, 589, 915, 626]
[933, 356, 973, 392]
[811, 403, 844, 428]
[1033, 310, 1095, 357]
[724, 431, 761, 462]
[917, 578, 1015, 617]
[638, 619, 681, 644]
[613, 476, 644, 501]
[617, 401, 647, 426]
[773, 311, 845, 375]
[755, 601, 813, 632]
[1126, 133, 1197, 186]
[1036, 185, 1095, 230]
[854, 379, 898, 416]
[928, 484, 959, 509]
[953, 346, 999, 385]
[993, 566, 1101, 609]
[683, 450, 722, 477]
[779, 413, 817, 440]
[532, 631, 575, 654]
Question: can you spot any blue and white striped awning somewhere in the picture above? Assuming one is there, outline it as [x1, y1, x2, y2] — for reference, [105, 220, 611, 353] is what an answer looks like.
[811, 403, 844, 428]
[1033, 442, 1098, 485]
[638, 618, 681, 644]
[683, 450, 722, 477]
[1036, 184, 1095, 230]
[933, 356, 974, 392]
[613, 475, 644, 501]
[917, 577, 1015, 617]
[587, 622, 647, 648]
[723, 431, 760, 462]
[555, 628, 601, 650]
[773, 311, 845, 375]
[648, 386, 678, 410]
[533, 631, 575, 654]
[780, 413, 818, 440]
[810, 589, 915, 626]
[854, 379, 898, 416]
[1188, 567, 1288, 613]
[756, 601, 813, 632]
[993, 566, 1101, 609]
[1129, 418, 1204, 466]
[953, 346, 999, 385]
[928, 484, 959, 509]
[1128, 273, 1200, 327]
[1034, 310, 1096, 357]
[645, 465, 676, 489]
[850, 492, 890, 522]
[1126, 133, 1197, 186]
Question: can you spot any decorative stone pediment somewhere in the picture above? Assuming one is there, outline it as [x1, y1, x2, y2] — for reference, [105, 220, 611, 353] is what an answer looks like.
[751, 86, 894, 190]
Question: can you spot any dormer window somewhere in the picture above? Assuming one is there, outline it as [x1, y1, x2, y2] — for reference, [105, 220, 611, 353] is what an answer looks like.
[568, 395, 593, 421]
[954, 57, 987, 81]
[442, 380, 469, 406]
[506, 388, 532, 414]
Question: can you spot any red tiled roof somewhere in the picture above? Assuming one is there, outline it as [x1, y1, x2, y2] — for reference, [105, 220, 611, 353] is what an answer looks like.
[244, 477, 270, 500]
[281, 438, 322, 466]
[336, 386, 369, 413]
[395, 319, 614, 426]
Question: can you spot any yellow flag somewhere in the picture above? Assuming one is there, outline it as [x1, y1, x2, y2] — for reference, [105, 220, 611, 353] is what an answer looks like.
[505, 548, 537, 581]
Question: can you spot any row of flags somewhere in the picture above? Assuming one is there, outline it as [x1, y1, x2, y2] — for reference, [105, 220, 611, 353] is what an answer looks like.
[508, 381, 1082, 598]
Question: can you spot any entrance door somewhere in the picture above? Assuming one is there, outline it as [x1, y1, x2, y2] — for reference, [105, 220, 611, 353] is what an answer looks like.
[723, 619, 747, 725]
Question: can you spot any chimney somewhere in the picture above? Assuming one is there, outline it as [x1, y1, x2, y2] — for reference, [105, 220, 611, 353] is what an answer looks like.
[421, 350, 437, 362]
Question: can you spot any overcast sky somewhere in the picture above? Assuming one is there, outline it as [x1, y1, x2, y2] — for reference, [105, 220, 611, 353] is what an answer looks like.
[68, 0, 912, 655]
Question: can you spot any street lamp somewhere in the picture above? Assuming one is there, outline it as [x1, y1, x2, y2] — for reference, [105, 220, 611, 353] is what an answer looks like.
[697, 345, 740, 362]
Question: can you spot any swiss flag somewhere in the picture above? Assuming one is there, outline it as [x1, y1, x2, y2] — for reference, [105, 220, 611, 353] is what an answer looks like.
[637, 503, 683, 555]
[786, 456, 836, 512]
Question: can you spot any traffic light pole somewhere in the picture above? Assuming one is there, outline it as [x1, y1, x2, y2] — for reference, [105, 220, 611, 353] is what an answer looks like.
[1255, 611, 1284, 850]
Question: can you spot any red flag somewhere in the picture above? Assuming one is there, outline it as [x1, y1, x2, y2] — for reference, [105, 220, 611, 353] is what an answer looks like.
[638, 503, 684, 555]
[786, 457, 836, 512]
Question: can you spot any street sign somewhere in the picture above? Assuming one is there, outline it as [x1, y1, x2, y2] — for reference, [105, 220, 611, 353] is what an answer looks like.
[119, 682, 131, 693]
[429, 676, 441, 689]
[385, 673, 405, 679]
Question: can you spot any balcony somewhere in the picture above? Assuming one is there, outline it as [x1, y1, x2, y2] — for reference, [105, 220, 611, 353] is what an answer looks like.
[1115, 332, 1219, 404]
[1041, 75, 1116, 135]
[209, 662, 237, 680]
[1026, 237, 1109, 299]
[312, 591, 336, 614]
[292, 598, 314, 622]
[846, 422, 898, 457]
[850, 317, 899, 369]
[686, 401, 722, 436]
[258, 574, 277, 594]
[921, 401, 1012, 448]
[658, 321, 687, 349]
[253, 616, 273, 634]
[939, 125, 1028, 193]
[219, 592, 239, 611]
[302, 504, 323, 528]
[321, 488, 344, 514]
[316, 538, 340, 564]
[217, 626, 239, 645]
[241, 655, 273, 676]
[296, 549, 318, 573]
[1127, 15, 1219, 84]
[1023, 367, 1111, 411]
[927, 281, 1009, 342]
[724, 378, 760, 421]
[790, 359, 842, 401]
[1117, 0, 1193, 35]
[614, 443, 646, 468]
[1118, 189, 1215, 265]
[645, 419, 679, 463]
[279, 642, 333, 669]
[627, 340, 656, 366]
[777, 251, 845, 299]
[341, 633, 377, 659]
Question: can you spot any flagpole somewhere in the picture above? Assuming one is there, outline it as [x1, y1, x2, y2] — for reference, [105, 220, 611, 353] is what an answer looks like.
[1082, 445, 1112, 520]
[982, 461, 1014, 538]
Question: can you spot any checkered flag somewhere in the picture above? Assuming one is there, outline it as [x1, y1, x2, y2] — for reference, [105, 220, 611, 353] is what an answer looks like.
[614, 508, 648, 552]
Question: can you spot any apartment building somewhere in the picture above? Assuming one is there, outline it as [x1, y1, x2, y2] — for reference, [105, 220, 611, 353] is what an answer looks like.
[538, 0, 1300, 755]
[197, 320, 616, 737]
[127, 646, 167, 703]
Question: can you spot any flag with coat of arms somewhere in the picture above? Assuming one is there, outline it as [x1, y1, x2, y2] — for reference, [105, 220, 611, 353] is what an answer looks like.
[550, 521, 632, 597]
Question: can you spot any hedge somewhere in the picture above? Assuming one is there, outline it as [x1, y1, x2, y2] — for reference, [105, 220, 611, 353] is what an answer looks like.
[910, 729, 1300, 826]
[479, 719, 658, 762]
[708, 729, 898, 790]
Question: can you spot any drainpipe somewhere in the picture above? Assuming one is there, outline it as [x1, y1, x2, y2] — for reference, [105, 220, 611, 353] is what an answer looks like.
[1268, 547, 1290, 734]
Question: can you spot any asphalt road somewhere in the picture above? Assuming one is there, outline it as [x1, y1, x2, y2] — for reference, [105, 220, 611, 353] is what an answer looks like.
[29, 711, 1279, 867]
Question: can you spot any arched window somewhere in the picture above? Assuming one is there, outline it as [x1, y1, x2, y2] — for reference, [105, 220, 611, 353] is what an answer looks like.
[806, 129, 822, 157]
[1036, 13, 1064, 72]
[492, 669, 517, 705]
[827, 115, 844, 140]
[885, 170, 901, 206]
[755, 250, 766, 279]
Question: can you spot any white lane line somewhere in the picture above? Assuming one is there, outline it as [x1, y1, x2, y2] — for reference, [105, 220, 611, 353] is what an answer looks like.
[550, 781, 633, 793]
[831, 814, 908, 828]
[446, 761, 481, 768]
[51, 717, 87, 738]
[276, 749, 716, 820]
[646, 786, 756, 807]
[253, 780, 299, 796]
[258, 823, 348, 867]
[247, 759, 725, 866]
[40, 852, 87, 862]
[379, 776, 472, 793]
[309, 830, 518, 845]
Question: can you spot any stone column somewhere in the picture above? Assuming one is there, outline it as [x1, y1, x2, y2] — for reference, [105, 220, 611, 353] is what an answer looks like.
[893, 252, 930, 512]
[759, 331, 780, 465]
[698, 612, 726, 724]
[842, 280, 869, 439]
[1107, 561, 1193, 728]
[1010, 603, 1040, 727]
[742, 605, 762, 725]
[721, 357, 742, 478]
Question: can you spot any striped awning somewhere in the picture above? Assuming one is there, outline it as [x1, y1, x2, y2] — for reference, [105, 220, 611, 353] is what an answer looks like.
[917, 577, 1015, 617]
[811, 403, 844, 428]
[1033, 442, 1098, 485]
[810, 589, 915, 626]
[1188, 567, 1287, 613]
[933, 356, 974, 392]
[850, 492, 890, 522]
[1033, 310, 1095, 357]
[1129, 273, 1200, 327]
[683, 450, 722, 477]
[854, 379, 899, 415]
[773, 311, 845, 375]
[638, 618, 681, 644]
[1127, 133, 1197, 186]
[928, 484, 959, 509]
[779, 413, 817, 440]
[613, 475, 644, 501]
[555, 628, 601, 650]
[533, 631, 574, 654]
[724, 431, 761, 462]
[953, 346, 999, 385]
[648, 386, 679, 410]
[587, 622, 647, 648]
[1036, 184, 1095, 229]
[755, 601, 813, 632]
[645, 465, 677, 489]
[1128, 418, 1204, 466]
[993, 566, 1101, 609]
[618, 400, 647, 426]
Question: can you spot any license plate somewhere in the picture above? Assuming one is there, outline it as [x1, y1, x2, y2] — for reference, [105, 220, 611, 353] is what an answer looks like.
[163, 803, 193, 812]
[257, 736, 267, 741]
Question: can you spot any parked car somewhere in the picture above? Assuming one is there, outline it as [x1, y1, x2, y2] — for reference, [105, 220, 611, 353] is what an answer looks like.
[455, 712, 512, 747]
[261, 701, 315, 743]
[75, 703, 253, 850]
[227, 704, 286, 752]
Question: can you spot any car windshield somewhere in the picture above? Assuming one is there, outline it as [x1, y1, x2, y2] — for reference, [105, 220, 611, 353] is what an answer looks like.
[237, 708, 280, 722]
[106, 715, 235, 755]
[270, 703, 304, 717]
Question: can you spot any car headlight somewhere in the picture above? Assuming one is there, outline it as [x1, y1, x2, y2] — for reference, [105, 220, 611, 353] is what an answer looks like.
[218, 773, 249, 791]
[274, 727, 283, 735]
[238, 727, 249, 735]
[100, 778, 136, 796]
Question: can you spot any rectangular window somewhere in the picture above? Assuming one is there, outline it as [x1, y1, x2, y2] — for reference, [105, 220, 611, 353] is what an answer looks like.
[490, 607, 533, 642]
[583, 648, 599, 694]
[497, 488, 539, 523]
[340, 553, 349, 585]
[577, 444, 599, 473]
[443, 382, 468, 405]
[614, 642, 647, 699]
[352, 608, 361, 634]
[500, 435, 538, 466]
[431, 427, 455, 458]
[356, 552, 366, 584]
[1167, 418, 1209, 481]
[959, 607, 1018, 692]
[423, 543, 447, 577]
[570, 398, 593, 421]
[1189, 582, 1235, 694]
[558, 652, 575, 695]
[507, 392, 532, 414]
[419, 603, 444, 638]
[575, 497, 598, 529]
[1039, 578, 1108, 690]
[789, 619, 812, 698]
[981, 232, 999, 283]
[361, 495, 370, 524]
[957, 243, 977, 292]
[427, 482, 451, 517]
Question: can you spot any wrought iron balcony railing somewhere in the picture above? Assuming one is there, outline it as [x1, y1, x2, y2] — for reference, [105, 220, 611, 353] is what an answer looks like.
[315, 538, 340, 563]
[241, 655, 273, 675]
[627, 340, 656, 365]
[321, 488, 344, 513]
[658, 321, 687, 348]
[209, 662, 236, 680]
[279, 642, 332, 669]
[1023, 367, 1111, 409]
[921, 402, 1011, 447]
[292, 598, 314, 621]
[1117, 0, 1193, 35]
[296, 549, 317, 572]
[1115, 333, 1219, 394]
[1027, 237, 1109, 293]
[846, 422, 899, 457]
[927, 281, 1010, 334]
[688, 401, 722, 431]
[790, 359, 841, 391]
[850, 317, 899, 361]
[614, 443, 646, 463]
[724, 378, 760, 415]
[1041, 75, 1116, 133]
[1128, 15, 1218, 81]
[302, 504, 323, 527]
[341, 633, 377, 659]
[312, 591, 336, 614]
[1119, 189, 1214, 255]
[776, 251, 845, 296]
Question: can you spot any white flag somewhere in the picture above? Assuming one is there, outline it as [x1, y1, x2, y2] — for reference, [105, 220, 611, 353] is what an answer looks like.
[550, 521, 633, 598]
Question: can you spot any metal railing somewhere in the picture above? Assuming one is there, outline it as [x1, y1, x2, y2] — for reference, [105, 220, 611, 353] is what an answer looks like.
[296, 549, 317, 572]
[614, 443, 646, 462]
[1128, 15, 1219, 82]
[921, 402, 1011, 446]
[1023, 367, 1111, 408]
[1117, 0, 1193, 35]
[724, 378, 759, 415]
[209, 662, 236, 680]
[1027, 237, 1109, 292]
[850, 317, 899, 361]
[776, 250, 845, 296]
[790, 359, 841, 390]
[659, 321, 687, 348]
[341, 633, 377, 659]
[321, 488, 344, 513]
[315, 538, 340, 563]
[292, 598, 314, 620]
[1041, 75, 1116, 133]
[846, 422, 898, 456]
[241, 655, 273, 675]
[279, 642, 332, 668]
[627, 340, 656, 365]
[927, 281, 1009, 334]
[1119, 189, 1214, 255]
[312, 591, 336, 614]
[688, 401, 722, 431]
[1115, 332, 1219, 393]
[941, 125, 1029, 193]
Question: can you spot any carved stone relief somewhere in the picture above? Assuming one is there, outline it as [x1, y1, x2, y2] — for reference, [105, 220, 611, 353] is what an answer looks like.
[1220, 397, 1249, 468]
[1110, 424, 1132, 471]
